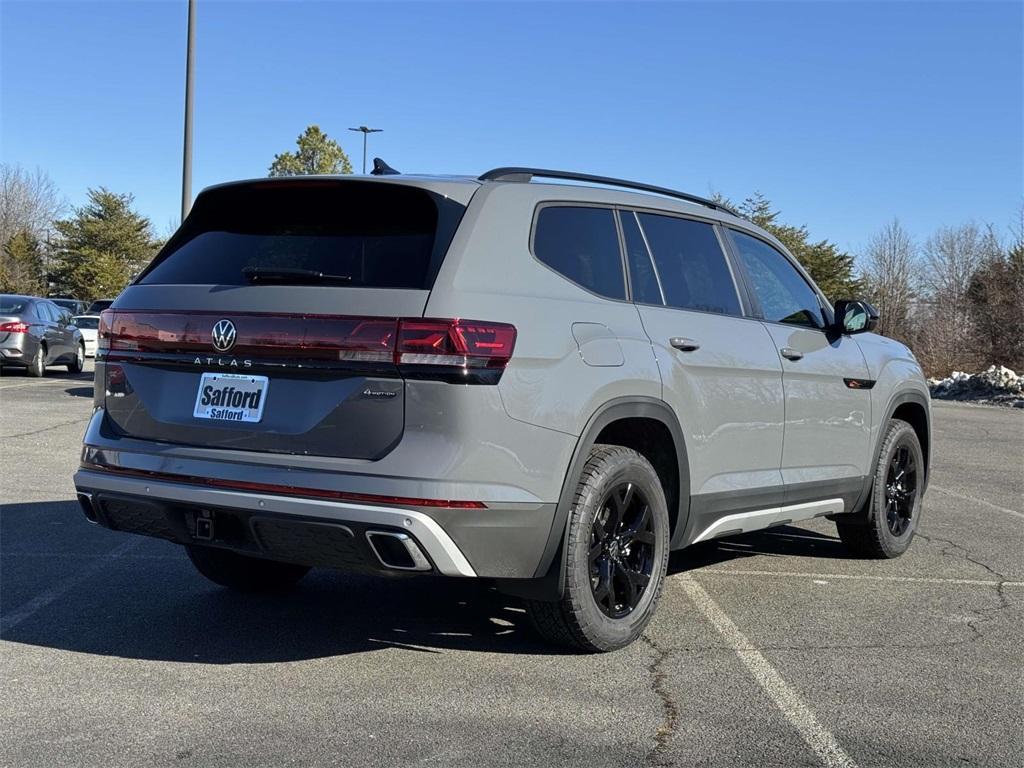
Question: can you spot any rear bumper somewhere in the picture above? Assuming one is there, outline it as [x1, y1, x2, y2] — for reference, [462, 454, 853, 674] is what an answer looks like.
[74, 468, 556, 579]
[0, 335, 33, 364]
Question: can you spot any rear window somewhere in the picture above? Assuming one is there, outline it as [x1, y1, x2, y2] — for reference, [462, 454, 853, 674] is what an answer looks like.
[73, 316, 99, 329]
[532, 206, 626, 300]
[0, 296, 27, 314]
[138, 182, 465, 289]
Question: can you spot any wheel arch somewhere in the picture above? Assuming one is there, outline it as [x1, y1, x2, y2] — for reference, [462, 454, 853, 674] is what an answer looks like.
[511, 397, 690, 600]
[851, 388, 932, 515]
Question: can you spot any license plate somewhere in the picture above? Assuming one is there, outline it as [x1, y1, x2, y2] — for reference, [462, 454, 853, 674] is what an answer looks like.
[193, 372, 268, 423]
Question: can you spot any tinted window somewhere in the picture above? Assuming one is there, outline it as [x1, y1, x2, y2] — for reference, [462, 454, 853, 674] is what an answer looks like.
[73, 316, 99, 330]
[37, 303, 57, 322]
[729, 230, 824, 328]
[636, 214, 740, 315]
[139, 182, 464, 290]
[620, 211, 663, 305]
[533, 206, 625, 300]
[0, 296, 28, 314]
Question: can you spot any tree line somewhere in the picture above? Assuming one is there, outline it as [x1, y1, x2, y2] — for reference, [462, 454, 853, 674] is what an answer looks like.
[1, 125, 1019, 376]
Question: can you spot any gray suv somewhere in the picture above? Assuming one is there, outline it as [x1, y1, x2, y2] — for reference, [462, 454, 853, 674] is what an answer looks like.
[73, 168, 930, 651]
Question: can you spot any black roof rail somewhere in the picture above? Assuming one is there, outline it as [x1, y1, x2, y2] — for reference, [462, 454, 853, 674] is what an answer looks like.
[478, 167, 738, 216]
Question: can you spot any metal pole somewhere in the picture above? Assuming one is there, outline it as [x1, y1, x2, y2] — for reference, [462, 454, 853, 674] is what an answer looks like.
[349, 127, 382, 174]
[181, 0, 196, 221]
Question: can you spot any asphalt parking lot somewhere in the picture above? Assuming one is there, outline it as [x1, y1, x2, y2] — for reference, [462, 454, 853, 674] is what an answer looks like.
[1, 361, 1021, 768]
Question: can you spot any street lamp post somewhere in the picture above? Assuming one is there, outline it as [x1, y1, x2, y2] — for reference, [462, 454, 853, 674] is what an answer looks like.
[181, 0, 196, 221]
[348, 126, 383, 174]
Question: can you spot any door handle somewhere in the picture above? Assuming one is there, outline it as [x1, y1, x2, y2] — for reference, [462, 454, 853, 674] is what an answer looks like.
[669, 337, 700, 352]
[780, 347, 803, 361]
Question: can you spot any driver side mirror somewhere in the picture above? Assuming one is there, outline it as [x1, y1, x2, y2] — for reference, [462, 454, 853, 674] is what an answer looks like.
[833, 299, 879, 334]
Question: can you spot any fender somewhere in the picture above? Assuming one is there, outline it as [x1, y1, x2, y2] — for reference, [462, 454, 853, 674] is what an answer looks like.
[848, 388, 932, 516]
[498, 397, 689, 601]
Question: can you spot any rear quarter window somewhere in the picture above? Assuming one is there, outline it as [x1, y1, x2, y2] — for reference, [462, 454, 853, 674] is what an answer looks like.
[138, 182, 465, 290]
[532, 206, 626, 300]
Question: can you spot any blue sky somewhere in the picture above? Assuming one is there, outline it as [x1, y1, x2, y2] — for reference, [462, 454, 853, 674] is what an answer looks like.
[2, 1, 1021, 252]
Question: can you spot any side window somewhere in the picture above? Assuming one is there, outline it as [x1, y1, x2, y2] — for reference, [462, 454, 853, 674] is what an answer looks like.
[729, 230, 824, 328]
[635, 213, 741, 315]
[37, 303, 56, 322]
[533, 206, 625, 300]
[619, 211, 663, 305]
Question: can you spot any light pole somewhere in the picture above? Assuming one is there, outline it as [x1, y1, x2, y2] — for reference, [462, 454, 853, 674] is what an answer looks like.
[181, 0, 196, 221]
[348, 126, 383, 174]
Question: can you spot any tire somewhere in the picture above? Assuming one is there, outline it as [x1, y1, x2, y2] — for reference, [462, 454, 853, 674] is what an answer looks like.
[27, 344, 46, 377]
[526, 444, 670, 652]
[185, 545, 310, 591]
[66, 342, 85, 373]
[837, 418, 924, 558]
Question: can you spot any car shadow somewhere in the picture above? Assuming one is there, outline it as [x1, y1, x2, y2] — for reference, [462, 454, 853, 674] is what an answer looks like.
[0, 500, 560, 663]
[668, 524, 849, 574]
[63, 385, 93, 398]
[0, 367, 94, 381]
[2, 502, 850, 663]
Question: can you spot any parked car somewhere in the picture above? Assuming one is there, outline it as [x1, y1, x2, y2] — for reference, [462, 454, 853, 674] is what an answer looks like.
[73, 168, 930, 651]
[0, 294, 85, 376]
[51, 297, 88, 315]
[86, 299, 114, 315]
[71, 315, 100, 357]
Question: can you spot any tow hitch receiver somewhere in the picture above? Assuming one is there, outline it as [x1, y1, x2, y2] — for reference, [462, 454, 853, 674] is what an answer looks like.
[195, 510, 214, 541]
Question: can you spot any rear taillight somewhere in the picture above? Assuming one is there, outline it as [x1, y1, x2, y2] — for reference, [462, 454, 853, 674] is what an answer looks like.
[97, 311, 516, 380]
[0, 321, 30, 333]
[396, 319, 517, 369]
[97, 310, 114, 351]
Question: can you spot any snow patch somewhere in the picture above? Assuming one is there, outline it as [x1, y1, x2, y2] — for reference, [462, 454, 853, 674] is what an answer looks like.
[928, 365, 1024, 408]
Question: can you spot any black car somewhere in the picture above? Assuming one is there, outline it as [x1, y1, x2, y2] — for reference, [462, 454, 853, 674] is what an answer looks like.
[50, 297, 89, 315]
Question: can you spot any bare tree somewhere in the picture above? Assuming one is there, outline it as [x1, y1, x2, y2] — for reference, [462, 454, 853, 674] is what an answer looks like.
[0, 164, 64, 248]
[860, 219, 917, 342]
[915, 223, 998, 374]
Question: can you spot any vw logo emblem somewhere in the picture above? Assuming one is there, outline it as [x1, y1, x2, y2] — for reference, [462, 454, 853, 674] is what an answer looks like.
[211, 319, 237, 352]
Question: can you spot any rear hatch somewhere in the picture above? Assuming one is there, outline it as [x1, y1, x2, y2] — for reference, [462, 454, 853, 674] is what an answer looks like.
[99, 178, 474, 460]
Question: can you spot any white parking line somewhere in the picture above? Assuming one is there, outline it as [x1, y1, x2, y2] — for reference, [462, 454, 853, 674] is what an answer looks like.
[695, 568, 1024, 588]
[0, 540, 138, 634]
[930, 485, 1024, 520]
[680, 575, 858, 768]
[0, 378, 88, 392]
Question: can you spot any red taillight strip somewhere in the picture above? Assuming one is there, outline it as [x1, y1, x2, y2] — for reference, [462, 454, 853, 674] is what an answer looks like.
[99, 310, 516, 370]
[80, 461, 487, 509]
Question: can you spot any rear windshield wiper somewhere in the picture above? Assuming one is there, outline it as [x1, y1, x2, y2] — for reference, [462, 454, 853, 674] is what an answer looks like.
[242, 266, 353, 285]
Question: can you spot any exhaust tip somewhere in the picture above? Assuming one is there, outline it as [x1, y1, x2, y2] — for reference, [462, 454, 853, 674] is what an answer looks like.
[77, 492, 99, 524]
[366, 530, 431, 571]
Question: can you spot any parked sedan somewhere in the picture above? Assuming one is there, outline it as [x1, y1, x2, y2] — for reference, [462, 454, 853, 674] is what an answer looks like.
[71, 315, 100, 357]
[0, 294, 85, 376]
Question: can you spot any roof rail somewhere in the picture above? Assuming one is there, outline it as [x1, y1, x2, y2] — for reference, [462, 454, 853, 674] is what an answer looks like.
[478, 167, 738, 216]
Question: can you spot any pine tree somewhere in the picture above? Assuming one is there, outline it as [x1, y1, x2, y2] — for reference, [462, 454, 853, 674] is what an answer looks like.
[268, 125, 353, 176]
[0, 229, 46, 295]
[50, 188, 157, 301]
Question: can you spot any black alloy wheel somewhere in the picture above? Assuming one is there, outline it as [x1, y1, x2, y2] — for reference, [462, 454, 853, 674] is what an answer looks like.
[885, 443, 917, 536]
[589, 482, 656, 619]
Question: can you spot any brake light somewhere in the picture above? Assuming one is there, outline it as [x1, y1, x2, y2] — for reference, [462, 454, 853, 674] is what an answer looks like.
[96, 311, 516, 377]
[98, 310, 114, 351]
[0, 321, 30, 333]
[395, 319, 516, 369]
